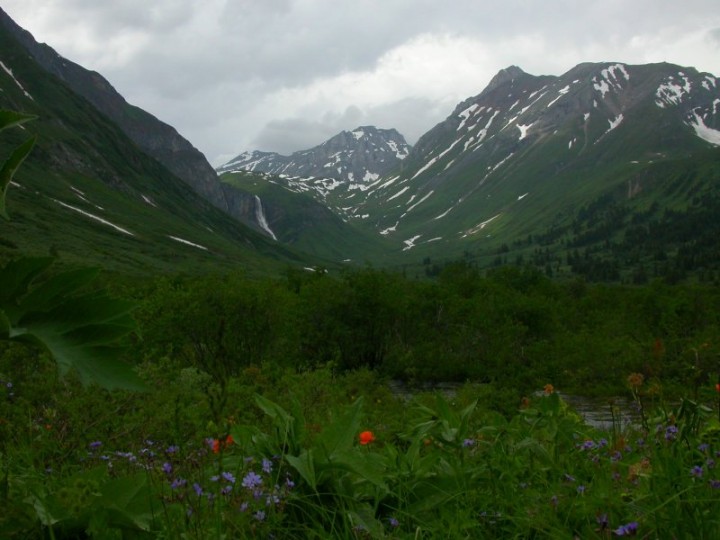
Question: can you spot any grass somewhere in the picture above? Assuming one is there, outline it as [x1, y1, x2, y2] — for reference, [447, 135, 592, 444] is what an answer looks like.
[1, 352, 719, 538]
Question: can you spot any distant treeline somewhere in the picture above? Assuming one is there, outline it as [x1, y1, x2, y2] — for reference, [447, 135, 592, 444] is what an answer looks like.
[133, 264, 720, 397]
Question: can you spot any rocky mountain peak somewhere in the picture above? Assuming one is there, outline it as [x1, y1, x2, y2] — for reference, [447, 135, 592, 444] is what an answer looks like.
[217, 125, 410, 186]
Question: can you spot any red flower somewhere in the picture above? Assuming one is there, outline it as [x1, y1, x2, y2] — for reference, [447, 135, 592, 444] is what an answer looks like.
[359, 430, 376, 445]
[715, 383, 720, 393]
[211, 434, 234, 454]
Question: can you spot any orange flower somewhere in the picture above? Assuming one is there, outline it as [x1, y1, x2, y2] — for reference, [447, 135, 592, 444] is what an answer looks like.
[716, 383, 720, 393]
[543, 383, 554, 395]
[211, 434, 234, 454]
[359, 430, 376, 445]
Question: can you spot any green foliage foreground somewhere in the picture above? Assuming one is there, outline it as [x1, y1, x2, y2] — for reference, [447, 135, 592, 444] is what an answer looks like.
[1, 363, 719, 538]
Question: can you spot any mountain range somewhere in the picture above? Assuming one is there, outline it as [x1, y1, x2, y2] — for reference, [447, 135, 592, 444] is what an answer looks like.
[2, 6, 720, 281]
[219, 61, 720, 280]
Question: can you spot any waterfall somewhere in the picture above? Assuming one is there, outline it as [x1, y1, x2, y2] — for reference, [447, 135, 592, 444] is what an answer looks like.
[254, 195, 277, 241]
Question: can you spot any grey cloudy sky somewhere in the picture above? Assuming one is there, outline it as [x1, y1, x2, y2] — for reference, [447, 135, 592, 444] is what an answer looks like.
[3, 1, 720, 165]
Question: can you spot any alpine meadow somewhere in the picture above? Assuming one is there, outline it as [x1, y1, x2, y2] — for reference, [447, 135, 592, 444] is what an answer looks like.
[2, 5, 720, 539]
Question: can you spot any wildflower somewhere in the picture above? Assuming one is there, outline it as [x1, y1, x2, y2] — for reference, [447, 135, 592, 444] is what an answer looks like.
[563, 473, 575, 483]
[210, 475, 220, 482]
[550, 495, 559, 508]
[359, 430, 376, 445]
[611, 451, 623, 462]
[254, 510, 266, 522]
[388, 517, 400, 528]
[162, 462, 173, 475]
[577, 485, 586, 494]
[598, 438, 608, 448]
[222, 471, 236, 484]
[698, 443, 710, 453]
[706, 458, 716, 469]
[193, 482, 203, 496]
[613, 521, 638, 536]
[716, 383, 720, 393]
[242, 471, 263, 489]
[211, 434, 234, 454]
[239, 502, 249, 512]
[710, 479, 720, 489]
[171, 478, 187, 490]
[166, 445, 179, 454]
[691, 465, 704, 478]
[627, 373, 644, 388]
[462, 438, 476, 448]
[262, 457, 273, 474]
[285, 476, 295, 489]
[221, 485, 232, 496]
[596, 513, 609, 530]
[89, 441, 102, 450]
[580, 440, 595, 451]
[664, 425, 678, 441]
[543, 383, 554, 395]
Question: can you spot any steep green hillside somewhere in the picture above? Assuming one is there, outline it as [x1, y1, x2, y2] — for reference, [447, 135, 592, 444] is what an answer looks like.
[220, 170, 395, 264]
[0, 25, 310, 276]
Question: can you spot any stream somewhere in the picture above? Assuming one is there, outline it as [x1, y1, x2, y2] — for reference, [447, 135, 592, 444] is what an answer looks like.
[388, 381, 641, 431]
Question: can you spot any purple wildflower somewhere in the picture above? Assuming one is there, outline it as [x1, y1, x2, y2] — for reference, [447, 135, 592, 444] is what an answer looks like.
[577, 485, 586, 494]
[388, 517, 400, 528]
[707, 458, 716, 469]
[462, 438, 476, 448]
[222, 471, 236, 484]
[166, 445, 179, 454]
[89, 441, 102, 450]
[691, 465, 704, 478]
[243, 471, 263, 489]
[611, 451, 623, 462]
[193, 482, 203, 496]
[262, 457, 273, 474]
[254, 510, 266, 522]
[171, 478, 187, 490]
[285, 476, 295, 489]
[210, 475, 220, 482]
[613, 521, 638, 536]
[221, 485, 233, 496]
[162, 462, 173, 475]
[580, 440, 595, 450]
[239, 502, 249, 512]
[665, 425, 678, 441]
[563, 473, 575, 483]
[596, 513, 608, 529]
[709, 479, 720, 489]
[698, 443, 710, 453]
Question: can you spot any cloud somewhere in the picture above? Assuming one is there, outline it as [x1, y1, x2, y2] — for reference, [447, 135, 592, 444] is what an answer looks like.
[3, 0, 720, 166]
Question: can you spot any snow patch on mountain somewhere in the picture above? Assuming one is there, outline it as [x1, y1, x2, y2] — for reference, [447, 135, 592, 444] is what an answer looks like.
[655, 73, 693, 108]
[546, 85, 570, 108]
[402, 235, 422, 251]
[168, 235, 209, 251]
[689, 111, 720, 145]
[517, 123, 533, 140]
[54, 199, 133, 236]
[0, 60, 34, 100]
[387, 186, 410, 202]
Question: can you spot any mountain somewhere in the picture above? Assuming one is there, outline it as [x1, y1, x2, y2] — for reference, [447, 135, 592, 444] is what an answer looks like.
[218, 126, 410, 183]
[0, 7, 235, 217]
[217, 126, 412, 257]
[0, 11, 311, 275]
[220, 61, 720, 280]
[352, 62, 719, 247]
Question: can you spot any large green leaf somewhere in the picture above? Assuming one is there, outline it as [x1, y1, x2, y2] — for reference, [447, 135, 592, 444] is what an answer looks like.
[0, 258, 144, 391]
[0, 133, 36, 220]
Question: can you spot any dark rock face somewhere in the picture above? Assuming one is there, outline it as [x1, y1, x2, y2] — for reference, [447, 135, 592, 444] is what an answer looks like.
[0, 6, 231, 214]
